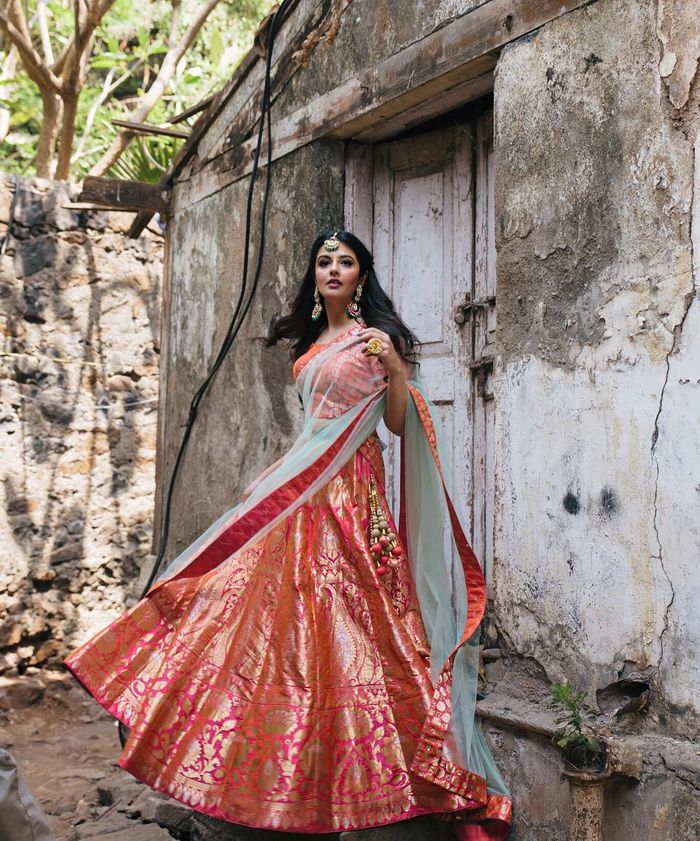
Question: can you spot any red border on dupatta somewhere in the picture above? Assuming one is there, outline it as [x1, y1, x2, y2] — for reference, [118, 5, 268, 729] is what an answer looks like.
[147, 391, 384, 594]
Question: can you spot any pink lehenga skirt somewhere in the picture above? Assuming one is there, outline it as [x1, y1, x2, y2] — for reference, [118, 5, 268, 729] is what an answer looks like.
[65, 433, 481, 832]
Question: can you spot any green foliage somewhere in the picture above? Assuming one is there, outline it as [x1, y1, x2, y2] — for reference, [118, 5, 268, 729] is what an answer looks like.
[0, 0, 278, 179]
[548, 681, 607, 771]
[109, 134, 177, 183]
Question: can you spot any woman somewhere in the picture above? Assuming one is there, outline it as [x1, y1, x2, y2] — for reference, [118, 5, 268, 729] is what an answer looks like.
[64, 230, 513, 839]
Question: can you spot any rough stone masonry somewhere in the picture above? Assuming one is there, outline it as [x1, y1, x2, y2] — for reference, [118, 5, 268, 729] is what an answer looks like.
[0, 174, 163, 675]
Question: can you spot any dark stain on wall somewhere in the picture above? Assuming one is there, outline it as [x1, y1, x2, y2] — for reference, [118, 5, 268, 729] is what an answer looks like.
[563, 490, 580, 515]
[599, 485, 619, 517]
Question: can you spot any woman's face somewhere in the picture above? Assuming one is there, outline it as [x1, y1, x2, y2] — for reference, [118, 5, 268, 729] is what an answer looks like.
[314, 243, 365, 305]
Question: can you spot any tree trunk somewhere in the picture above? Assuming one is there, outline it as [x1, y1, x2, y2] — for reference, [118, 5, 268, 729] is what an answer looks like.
[35, 90, 62, 178]
[56, 88, 79, 180]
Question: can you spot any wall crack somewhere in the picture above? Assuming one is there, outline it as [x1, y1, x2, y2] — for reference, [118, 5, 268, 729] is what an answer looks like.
[650, 223, 697, 671]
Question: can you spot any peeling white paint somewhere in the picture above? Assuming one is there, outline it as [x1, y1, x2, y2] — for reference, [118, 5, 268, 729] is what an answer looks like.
[493, 257, 700, 710]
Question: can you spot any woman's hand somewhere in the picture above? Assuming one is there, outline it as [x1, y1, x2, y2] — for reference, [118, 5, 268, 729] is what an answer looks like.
[358, 328, 409, 435]
[358, 328, 404, 377]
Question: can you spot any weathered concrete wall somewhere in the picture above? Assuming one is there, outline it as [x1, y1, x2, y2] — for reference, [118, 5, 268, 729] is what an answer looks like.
[494, 0, 700, 718]
[0, 175, 163, 670]
[489, 0, 699, 835]
[478, 705, 700, 841]
[161, 141, 345, 557]
[278, 0, 485, 109]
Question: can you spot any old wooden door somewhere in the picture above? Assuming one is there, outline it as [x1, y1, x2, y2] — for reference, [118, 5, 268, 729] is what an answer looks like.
[345, 110, 496, 583]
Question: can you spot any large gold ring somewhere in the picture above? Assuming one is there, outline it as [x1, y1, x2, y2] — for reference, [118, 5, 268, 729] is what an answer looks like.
[366, 338, 384, 356]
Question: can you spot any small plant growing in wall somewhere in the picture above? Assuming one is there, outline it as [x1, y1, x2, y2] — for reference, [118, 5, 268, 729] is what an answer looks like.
[549, 682, 607, 772]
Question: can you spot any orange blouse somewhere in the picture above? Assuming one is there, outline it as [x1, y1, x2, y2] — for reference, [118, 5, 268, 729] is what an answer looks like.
[292, 321, 366, 380]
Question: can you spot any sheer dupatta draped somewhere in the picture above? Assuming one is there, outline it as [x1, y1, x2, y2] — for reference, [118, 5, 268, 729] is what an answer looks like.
[150, 330, 512, 839]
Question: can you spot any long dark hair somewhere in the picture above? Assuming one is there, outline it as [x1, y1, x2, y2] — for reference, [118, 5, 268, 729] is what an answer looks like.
[265, 229, 421, 364]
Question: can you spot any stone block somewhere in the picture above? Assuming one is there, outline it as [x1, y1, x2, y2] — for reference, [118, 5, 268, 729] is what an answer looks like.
[78, 818, 175, 839]
[28, 639, 61, 665]
[140, 793, 193, 833]
[0, 675, 45, 709]
[96, 774, 145, 809]
[0, 176, 13, 224]
[484, 659, 506, 684]
[0, 652, 19, 674]
[50, 541, 84, 565]
[0, 619, 23, 647]
[14, 237, 55, 276]
[13, 181, 46, 228]
[43, 184, 80, 230]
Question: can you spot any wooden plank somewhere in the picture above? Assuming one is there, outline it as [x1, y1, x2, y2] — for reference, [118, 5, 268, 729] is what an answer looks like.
[128, 210, 157, 239]
[173, 0, 593, 212]
[471, 108, 496, 585]
[351, 69, 495, 142]
[169, 94, 215, 125]
[370, 125, 475, 542]
[62, 202, 138, 211]
[111, 118, 190, 139]
[78, 176, 170, 214]
[151, 218, 174, 553]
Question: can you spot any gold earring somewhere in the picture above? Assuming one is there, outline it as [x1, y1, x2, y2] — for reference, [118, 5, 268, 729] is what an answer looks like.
[346, 282, 363, 319]
[311, 285, 323, 320]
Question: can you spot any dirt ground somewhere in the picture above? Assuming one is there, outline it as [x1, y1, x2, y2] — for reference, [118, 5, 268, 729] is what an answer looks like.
[2, 669, 181, 841]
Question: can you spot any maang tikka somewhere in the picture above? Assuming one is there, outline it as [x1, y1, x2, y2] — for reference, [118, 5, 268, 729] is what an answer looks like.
[323, 231, 340, 251]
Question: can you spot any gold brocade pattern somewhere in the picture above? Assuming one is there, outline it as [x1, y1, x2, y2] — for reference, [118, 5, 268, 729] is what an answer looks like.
[65, 434, 478, 832]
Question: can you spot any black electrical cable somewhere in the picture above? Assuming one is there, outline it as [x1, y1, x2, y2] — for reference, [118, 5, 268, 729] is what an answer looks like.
[117, 1, 288, 749]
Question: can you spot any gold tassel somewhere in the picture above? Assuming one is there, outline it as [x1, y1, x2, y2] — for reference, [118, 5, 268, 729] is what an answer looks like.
[368, 475, 403, 576]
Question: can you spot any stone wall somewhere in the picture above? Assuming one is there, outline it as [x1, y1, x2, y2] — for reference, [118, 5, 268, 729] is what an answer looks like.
[0, 174, 163, 672]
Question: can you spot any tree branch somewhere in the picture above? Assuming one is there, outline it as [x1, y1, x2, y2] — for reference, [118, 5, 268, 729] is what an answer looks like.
[35, 88, 62, 177]
[37, 0, 54, 65]
[55, 0, 95, 178]
[89, 0, 222, 176]
[51, 0, 116, 76]
[0, 6, 62, 94]
[0, 43, 17, 143]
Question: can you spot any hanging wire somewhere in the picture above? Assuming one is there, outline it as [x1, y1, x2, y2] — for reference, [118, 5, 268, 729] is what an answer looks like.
[137, 3, 287, 598]
[115, 0, 289, 750]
